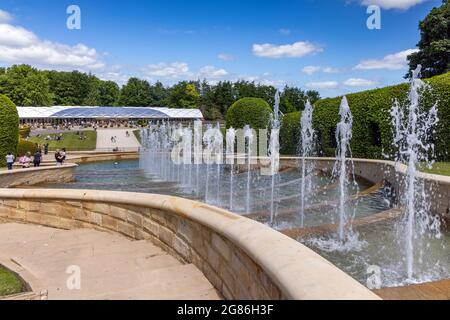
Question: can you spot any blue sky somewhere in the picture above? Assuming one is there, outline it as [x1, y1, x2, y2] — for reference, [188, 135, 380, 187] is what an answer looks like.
[0, 0, 443, 97]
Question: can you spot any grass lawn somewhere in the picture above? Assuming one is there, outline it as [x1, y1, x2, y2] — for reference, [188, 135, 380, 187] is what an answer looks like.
[28, 131, 97, 151]
[133, 129, 141, 144]
[420, 162, 450, 177]
[0, 266, 24, 297]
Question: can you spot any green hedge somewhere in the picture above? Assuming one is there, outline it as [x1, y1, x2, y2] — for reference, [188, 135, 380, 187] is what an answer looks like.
[280, 111, 300, 155]
[280, 72, 450, 160]
[226, 97, 272, 129]
[17, 139, 37, 157]
[0, 95, 19, 167]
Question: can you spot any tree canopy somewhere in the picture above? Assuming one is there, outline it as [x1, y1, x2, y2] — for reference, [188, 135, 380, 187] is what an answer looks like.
[0, 64, 320, 120]
[407, 0, 450, 78]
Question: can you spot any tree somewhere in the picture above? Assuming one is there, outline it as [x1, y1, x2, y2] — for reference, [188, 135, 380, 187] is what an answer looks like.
[47, 70, 94, 105]
[167, 82, 200, 109]
[118, 78, 151, 106]
[0, 65, 52, 106]
[0, 95, 19, 166]
[407, 0, 450, 78]
[98, 81, 120, 106]
[148, 81, 168, 106]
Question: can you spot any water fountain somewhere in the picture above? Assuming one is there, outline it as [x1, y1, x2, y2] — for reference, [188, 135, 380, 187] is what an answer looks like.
[334, 96, 355, 242]
[226, 128, 236, 210]
[269, 91, 281, 225]
[244, 125, 254, 214]
[390, 65, 441, 281]
[299, 100, 315, 227]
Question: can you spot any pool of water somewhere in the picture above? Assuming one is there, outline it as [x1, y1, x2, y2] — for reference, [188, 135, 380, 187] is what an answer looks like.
[41, 159, 450, 288]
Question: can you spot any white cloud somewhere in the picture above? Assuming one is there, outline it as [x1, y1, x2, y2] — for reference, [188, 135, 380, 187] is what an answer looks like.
[302, 66, 321, 75]
[0, 20, 104, 70]
[355, 49, 418, 70]
[198, 66, 228, 79]
[218, 53, 234, 61]
[305, 81, 339, 89]
[279, 28, 291, 36]
[323, 67, 341, 73]
[343, 78, 377, 87]
[253, 41, 322, 59]
[144, 62, 191, 79]
[0, 9, 13, 23]
[361, 0, 427, 10]
[302, 66, 342, 75]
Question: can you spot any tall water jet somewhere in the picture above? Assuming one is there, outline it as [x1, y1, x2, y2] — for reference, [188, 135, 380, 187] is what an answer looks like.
[244, 125, 254, 214]
[182, 126, 193, 190]
[299, 100, 315, 227]
[213, 123, 224, 206]
[390, 65, 440, 281]
[194, 120, 203, 197]
[335, 96, 353, 242]
[203, 124, 214, 203]
[226, 128, 236, 211]
[269, 91, 281, 224]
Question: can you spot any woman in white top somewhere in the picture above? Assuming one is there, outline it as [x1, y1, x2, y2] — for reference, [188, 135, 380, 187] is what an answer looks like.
[5, 152, 14, 170]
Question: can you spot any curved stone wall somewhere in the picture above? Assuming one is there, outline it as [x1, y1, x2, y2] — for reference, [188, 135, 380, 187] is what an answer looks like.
[0, 164, 77, 188]
[0, 189, 379, 300]
[280, 157, 450, 226]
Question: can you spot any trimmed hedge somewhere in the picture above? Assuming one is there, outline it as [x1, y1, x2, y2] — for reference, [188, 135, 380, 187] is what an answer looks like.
[280, 72, 450, 160]
[0, 95, 19, 167]
[226, 97, 272, 129]
[280, 111, 301, 155]
[17, 139, 37, 157]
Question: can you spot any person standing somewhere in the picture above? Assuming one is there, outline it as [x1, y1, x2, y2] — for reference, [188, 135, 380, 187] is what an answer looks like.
[44, 143, 49, 155]
[5, 152, 14, 170]
[55, 150, 63, 166]
[33, 150, 42, 167]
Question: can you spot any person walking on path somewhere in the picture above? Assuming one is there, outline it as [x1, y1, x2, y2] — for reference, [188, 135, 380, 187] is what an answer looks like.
[33, 150, 42, 167]
[5, 152, 14, 170]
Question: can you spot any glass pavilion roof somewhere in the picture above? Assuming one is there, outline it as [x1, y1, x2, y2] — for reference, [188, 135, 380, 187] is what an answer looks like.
[17, 106, 204, 119]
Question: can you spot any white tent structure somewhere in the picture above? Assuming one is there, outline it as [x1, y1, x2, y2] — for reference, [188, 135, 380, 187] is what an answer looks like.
[17, 106, 204, 124]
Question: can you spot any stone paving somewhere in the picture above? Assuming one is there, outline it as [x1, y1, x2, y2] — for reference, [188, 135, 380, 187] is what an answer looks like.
[0, 223, 220, 300]
[96, 129, 141, 152]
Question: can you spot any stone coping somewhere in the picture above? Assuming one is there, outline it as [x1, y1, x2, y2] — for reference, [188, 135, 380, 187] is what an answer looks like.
[278, 157, 450, 185]
[0, 164, 77, 188]
[0, 188, 380, 300]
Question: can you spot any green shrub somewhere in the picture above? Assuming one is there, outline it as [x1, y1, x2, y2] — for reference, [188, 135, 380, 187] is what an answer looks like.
[0, 95, 19, 167]
[280, 72, 450, 160]
[19, 126, 31, 139]
[226, 97, 272, 129]
[17, 139, 37, 157]
[280, 111, 300, 155]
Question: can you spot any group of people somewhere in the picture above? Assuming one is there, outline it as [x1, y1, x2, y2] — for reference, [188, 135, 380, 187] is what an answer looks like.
[4, 148, 66, 170]
[21, 119, 140, 131]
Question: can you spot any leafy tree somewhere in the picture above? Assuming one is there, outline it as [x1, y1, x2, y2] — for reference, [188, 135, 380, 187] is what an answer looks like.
[167, 82, 200, 109]
[407, 0, 450, 78]
[118, 77, 151, 106]
[148, 81, 168, 106]
[0, 65, 52, 106]
[47, 70, 94, 105]
[98, 81, 120, 106]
